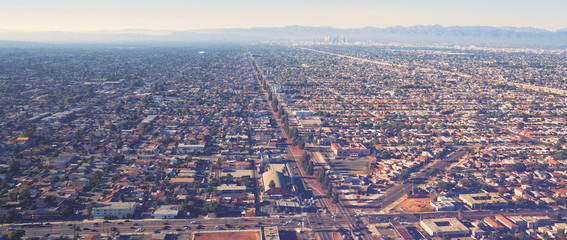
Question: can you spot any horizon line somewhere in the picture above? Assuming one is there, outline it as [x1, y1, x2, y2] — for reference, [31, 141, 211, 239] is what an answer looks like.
[1, 24, 566, 33]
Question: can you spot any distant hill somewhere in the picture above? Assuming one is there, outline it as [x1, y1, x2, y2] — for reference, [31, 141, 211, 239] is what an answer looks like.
[0, 25, 566, 48]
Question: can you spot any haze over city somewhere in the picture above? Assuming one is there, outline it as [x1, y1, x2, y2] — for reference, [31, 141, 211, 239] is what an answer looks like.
[1, 0, 566, 32]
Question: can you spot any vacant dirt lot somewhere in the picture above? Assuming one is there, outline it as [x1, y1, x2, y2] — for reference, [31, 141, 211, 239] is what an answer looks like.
[391, 194, 434, 212]
[193, 231, 260, 240]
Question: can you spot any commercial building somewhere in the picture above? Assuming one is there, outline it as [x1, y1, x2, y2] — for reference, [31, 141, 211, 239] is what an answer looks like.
[495, 215, 519, 233]
[330, 142, 370, 157]
[390, 221, 413, 240]
[483, 217, 505, 231]
[459, 193, 508, 209]
[430, 196, 457, 211]
[152, 205, 180, 219]
[92, 202, 136, 219]
[216, 184, 247, 194]
[261, 168, 288, 198]
[169, 177, 194, 187]
[420, 218, 470, 237]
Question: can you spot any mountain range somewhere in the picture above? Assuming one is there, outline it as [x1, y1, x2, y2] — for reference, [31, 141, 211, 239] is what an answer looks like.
[1, 25, 566, 48]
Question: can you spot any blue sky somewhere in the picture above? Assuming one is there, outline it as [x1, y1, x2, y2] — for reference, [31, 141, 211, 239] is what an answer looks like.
[1, 0, 565, 31]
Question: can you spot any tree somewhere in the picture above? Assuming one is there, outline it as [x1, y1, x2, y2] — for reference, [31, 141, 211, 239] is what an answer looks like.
[436, 181, 455, 191]
[332, 193, 340, 204]
[298, 140, 305, 149]
[203, 201, 220, 213]
[514, 198, 533, 208]
[459, 178, 479, 188]
[45, 195, 57, 207]
[61, 206, 74, 217]
[8, 230, 24, 240]
[424, 168, 439, 177]
[397, 170, 410, 181]
[300, 152, 310, 168]
[18, 186, 32, 206]
[306, 161, 314, 176]
[512, 162, 527, 172]
[527, 173, 535, 185]
[326, 184, 333, 197]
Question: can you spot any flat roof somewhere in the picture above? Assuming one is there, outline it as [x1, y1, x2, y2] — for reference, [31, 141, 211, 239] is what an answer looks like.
[459, 193, 508, 205]
[275, 200, 300, 208]
[94, 202, 136, 209]
[421, 218, 470, 234]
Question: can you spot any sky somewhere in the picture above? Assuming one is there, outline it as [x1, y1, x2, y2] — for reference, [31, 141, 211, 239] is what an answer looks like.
[1, 0, 566, 32]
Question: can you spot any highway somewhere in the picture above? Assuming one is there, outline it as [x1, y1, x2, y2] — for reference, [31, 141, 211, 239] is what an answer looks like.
[1, 216, 306, 238]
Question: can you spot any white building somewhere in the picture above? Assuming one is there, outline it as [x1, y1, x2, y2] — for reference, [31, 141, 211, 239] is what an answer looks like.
[152, 205, 179, 219]
[420, 218, 470, 237]
[430, 196, 457, 211]
[93, 202, 136, 219]
[459, 193, 508, 209]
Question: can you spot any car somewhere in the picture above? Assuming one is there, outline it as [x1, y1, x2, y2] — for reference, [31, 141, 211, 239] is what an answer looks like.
[135, 228, 145, 232]
[124, 220, 131, 222]
[225, 224, 232, 228]
[83, 227, 90, 230]
[154, 230, 161, 234]
[190, 221, 198, 224]
[92, 223, 100, 227]
[117, 222, 124, 225]
[133, 223, 139, 226]
[103, 220, 110, 223]
[163, 222, 170, 225]
[175, 228, 183, 231]
[111, 227, 118, 231]
[91, 229, 98, 232]
[67, 224, 74, 227]
[183, 226, 191, 230]
[129, 227, 136, 229]
[197, 225, 204, 229]
[162, 226, 170, 230]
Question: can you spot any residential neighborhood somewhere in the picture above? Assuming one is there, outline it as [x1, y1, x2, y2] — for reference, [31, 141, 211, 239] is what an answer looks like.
[0, 43, 566, 240]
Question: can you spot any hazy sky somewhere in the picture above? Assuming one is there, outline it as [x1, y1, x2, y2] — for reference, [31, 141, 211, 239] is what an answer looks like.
[2, 0, 566, 32]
